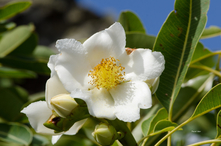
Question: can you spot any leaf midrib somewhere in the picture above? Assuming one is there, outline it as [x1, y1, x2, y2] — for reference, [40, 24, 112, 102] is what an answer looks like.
[168, 0, 193, 120]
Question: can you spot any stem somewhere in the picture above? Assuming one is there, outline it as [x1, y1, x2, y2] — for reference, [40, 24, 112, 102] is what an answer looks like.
[141, 138, 149, 146]
[167, 135, 171, 146]
[187, 139, 221, 146]
[155, 118, 193, 146]
[190, 51, 221, 65]
[189, 65, 221, 78]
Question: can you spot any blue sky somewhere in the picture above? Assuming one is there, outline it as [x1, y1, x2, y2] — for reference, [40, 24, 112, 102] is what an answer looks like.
[76, 0, 221, 51]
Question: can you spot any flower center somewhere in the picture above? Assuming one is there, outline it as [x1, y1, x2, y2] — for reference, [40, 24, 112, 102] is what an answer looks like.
[88, 56, 125, 90]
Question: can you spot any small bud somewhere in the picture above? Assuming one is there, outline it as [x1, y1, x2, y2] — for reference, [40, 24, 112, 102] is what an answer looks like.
[50, 94, 78, 118]
[92, 123, 118, 146]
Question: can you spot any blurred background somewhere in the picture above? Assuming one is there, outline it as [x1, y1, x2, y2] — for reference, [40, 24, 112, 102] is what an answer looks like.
[0, 0, 220, 145]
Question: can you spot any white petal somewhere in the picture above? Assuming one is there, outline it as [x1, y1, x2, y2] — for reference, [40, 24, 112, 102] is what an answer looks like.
[52, 135, 62, 144]
[47, 55, 58, 77]
[145, 77, 160, 94]
[21, 101, 55, 134]
[109, 81, 152, 122]
[71, 88, 116, 120]
[45, 74, 69, 109]
[55, 39, 92, 92]
[119, 49, 165, 81]
[64, 119, 87, 135]
[83, 22, 126, 67]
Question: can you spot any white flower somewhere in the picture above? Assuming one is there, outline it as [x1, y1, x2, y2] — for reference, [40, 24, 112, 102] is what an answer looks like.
[21, 56, 87, 144]
[52, 22, 165, 122]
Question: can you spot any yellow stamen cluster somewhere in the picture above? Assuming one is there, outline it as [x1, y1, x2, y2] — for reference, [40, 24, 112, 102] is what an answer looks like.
[88, 57, 125, 90]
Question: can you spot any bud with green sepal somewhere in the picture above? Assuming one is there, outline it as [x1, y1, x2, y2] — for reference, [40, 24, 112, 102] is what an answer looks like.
[44, 98, 90, 133]
[50, 94, 78, 118]
[92, 122, 124, 146]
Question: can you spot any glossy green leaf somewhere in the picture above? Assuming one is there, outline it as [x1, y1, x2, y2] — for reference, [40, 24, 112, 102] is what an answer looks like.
[0, 123, 32, 145]
[118, 11, 145, 33]
[0, 1, 31, 21]
[126, 32, 155, 49]
[216, 110, 221, 138]
[0, 66, 36, 78]
[0, 24, 34, 57]
[0, 22, 16, 33]
[0, 86, 28, 121]
[31, 134, 49, 146]
[9, 32, 38, 56]
[153, 120, 180, 134]
[201, 26, 221, 39]
[33, 45, 55, 59]
[153, 0, 210, 114]
[185, 43, 217, 81]
[142, 108, 168, 136]
[172, 74, 214, 121]
[191, 83, 221, 119]
[141, 115, 155, 136]
[0, 56, 50, 75]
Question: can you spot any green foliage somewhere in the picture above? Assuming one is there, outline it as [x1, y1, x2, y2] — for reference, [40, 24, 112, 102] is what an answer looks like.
[0, 66, 36, 78]
[0, 24, 34, 57]
[153, 0, 210, 117]
[1, 0, 221, 146]
[216, 110, 221, 138]
[191, 83, 221, 118]
[0, 86, 28, 121]
[126, 32, 155, 49]
[152, 120, 180, 134]
[0, 1, 31, 21]
[142, 108, 168, 136]
[0, 123, 32, 145]
[201, 26, 221, 39]
[118, 11, 145, 33]
[118, 11, 155, 49]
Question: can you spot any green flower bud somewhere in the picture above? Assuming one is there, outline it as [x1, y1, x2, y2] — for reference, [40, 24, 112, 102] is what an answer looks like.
[92, 123, 118, 146]
[50, 94, 78, 118]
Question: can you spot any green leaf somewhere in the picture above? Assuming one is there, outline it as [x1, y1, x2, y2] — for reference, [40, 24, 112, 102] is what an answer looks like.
[0, 86, 28, 121]
[9, 32, 38, 56]
[142, 108, 168, 136]
[126, 32, 155, 49]
[0, 24, 34, 57]
[141, 115, 155, 136]
[0, 66, 36, 78]
[172, 74, 214, 121]
[0, 22, 16, 33]
[31, 134, 49, 146]
[191, 83, 221, 119]
[152, 120, 180, 134]
[185, 42, 217, 82]
[0, 56, 50, 75]
[153, 0, 210, 115]
[118, 11, 145, 33]
[0, 123, 32, 145]
[33, 45, 55, 59]
[201, 26, 221, 39]
[0, 1, 31, 21]
[216, 110, 221, 138]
